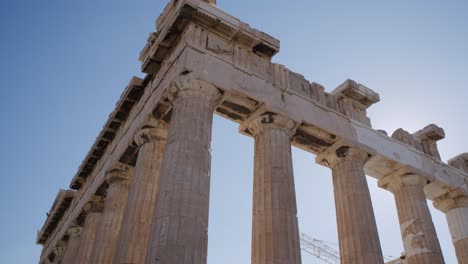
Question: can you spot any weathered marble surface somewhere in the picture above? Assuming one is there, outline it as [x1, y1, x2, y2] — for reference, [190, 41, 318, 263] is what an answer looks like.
[249, 114, 302, 264]
[37, 0, 468, 263]
[380, 174, 445, 264]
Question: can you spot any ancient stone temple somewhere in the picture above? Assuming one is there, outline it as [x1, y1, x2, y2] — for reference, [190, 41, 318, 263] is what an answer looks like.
[37, 1, 468, 263]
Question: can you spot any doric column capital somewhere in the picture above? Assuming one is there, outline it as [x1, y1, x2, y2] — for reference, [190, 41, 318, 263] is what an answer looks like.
[327, 146, 369, 168]
[169, 78, 222, 103]
[378, 173, 426, 193]
[317, 144, 370, 169]
[105, 163, 133, 185]
[134, 120, 168, 148]
[52, 246, 66, 257]
[247, 113, 297, 137]
[83, 202, 105, 214]
[335, 146, 368, 160]
[433, 189, 468, 213]
[66, 226, 83, 236]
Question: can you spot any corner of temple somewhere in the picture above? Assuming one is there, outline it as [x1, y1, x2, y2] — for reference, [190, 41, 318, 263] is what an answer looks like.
[331, 79, 380, 127]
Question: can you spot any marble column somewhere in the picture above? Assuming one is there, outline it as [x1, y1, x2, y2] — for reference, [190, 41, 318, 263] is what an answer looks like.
[89, 163, 133, 264]
[379, 174, 444, 263]
[434, 191, 468, 264]
[74, 201, 104, 264]
[326, 146, 384, 263]
[114, 123, 168, 264]
[60, 224, 82, 264]
[248, 114, 302, 264]
[146, 79, 221, 264]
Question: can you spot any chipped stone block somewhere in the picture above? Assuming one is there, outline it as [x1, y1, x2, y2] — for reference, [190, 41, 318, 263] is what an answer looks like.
[414, 124, 445, 142]
[331, 79, 379, 127]
[331, 79, 380, 108]
[449, 153, 468, 173]
[310, 82, 327, 105]
[289, 71, 311, 98]
[392, 129, 424, 152]
[325, 93, 339, 111]
[272, 63, 289, 91]
[377, 129, 388, 136]
[413, 124, 445, 160]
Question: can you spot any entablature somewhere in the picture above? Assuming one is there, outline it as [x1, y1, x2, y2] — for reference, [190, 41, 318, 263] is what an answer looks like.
[37, 190, 75, 245]
[69, 76, 148, 190]
[40, 0, 468, 260]
[391, 124, 445, 161]
[170, 43, 467, 199]
[140, 0, 280, 75]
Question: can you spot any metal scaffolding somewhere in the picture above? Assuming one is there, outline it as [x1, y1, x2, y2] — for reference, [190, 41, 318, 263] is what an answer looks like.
[300, 233, 406, 264]
[300, 233, 340, 264]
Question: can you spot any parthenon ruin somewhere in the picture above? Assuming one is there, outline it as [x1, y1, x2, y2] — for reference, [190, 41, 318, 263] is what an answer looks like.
[37, 0, 468, 263]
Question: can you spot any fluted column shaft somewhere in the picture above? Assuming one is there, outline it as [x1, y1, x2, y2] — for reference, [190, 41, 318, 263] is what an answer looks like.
[382, 174, 444, 263]
[249, 114, 302, 264]
[434, 193, 468, 264]
[447, 208, 468, 263]
[329, 146, 384, 264]
[146, 79, 221, 264]
[114, 124, 167, 264]
[89, 164, 133, 264]
[60, 226, 82, 264]
[74, 202, 104, 264]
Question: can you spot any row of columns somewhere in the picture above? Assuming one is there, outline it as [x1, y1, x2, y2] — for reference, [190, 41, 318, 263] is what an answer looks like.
[48, 78, 467, 264]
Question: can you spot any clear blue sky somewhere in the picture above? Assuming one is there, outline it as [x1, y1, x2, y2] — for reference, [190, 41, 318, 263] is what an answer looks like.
[1, 0, 467, 263]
